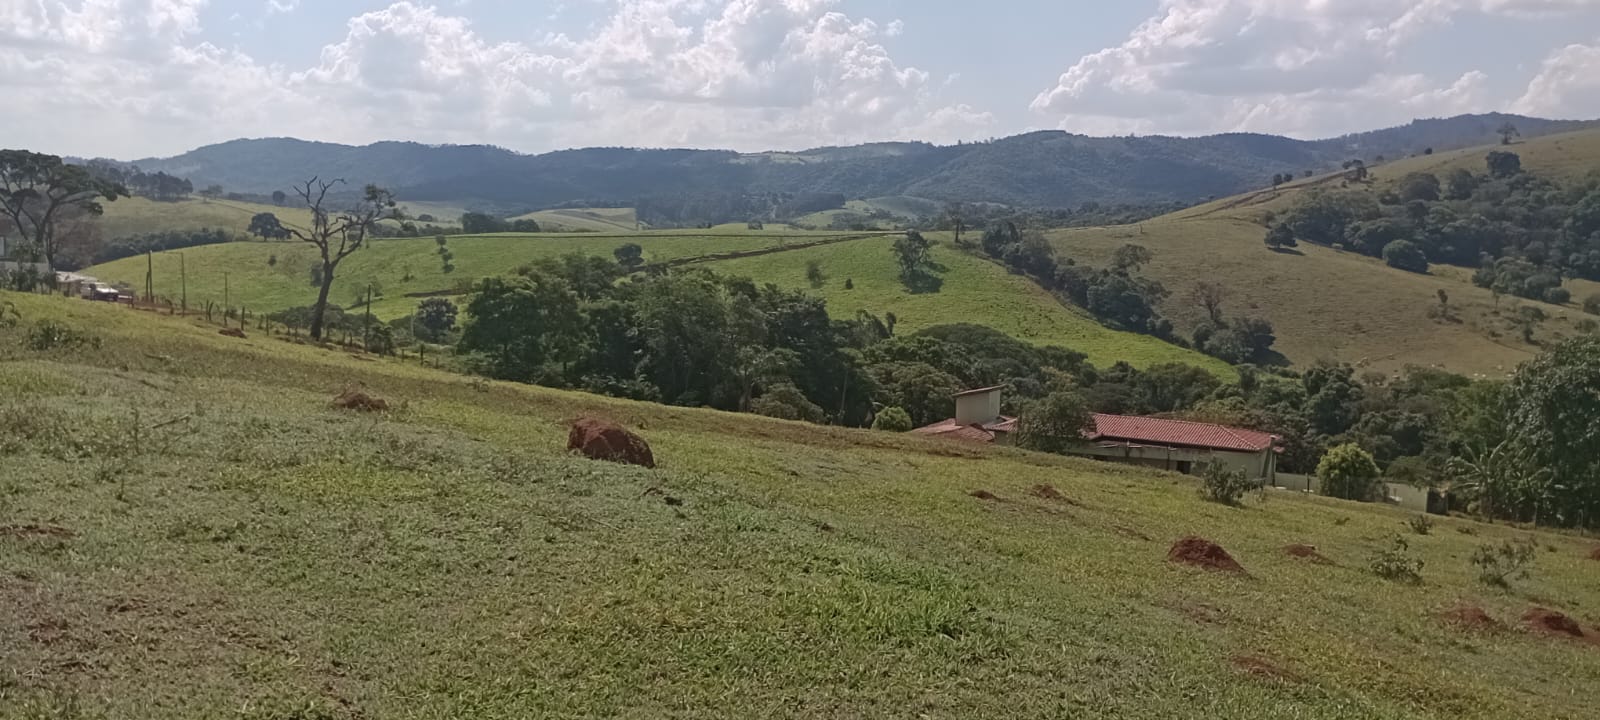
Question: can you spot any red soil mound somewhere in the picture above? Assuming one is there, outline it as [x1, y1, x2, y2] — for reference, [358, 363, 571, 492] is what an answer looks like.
[0, 524, 75, 539]
[1284, 544, 1333, 564]
[1437, 605, 1504, 632]
[567, 417, 655, 468]
[332, 389, 389, 412]
[968, 489, 1000, 501]
[1523, 608, 1587, 639]
[218, 328, 246, 339]
[1168, 536, 1245, 574]
[1028, 484, 1066, 501]
[1230, 655, 1301, 683]
[1589, 546, 1600, 561]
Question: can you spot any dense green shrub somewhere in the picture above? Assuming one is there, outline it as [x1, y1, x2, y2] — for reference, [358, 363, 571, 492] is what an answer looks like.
[872, 407, 914, 433]
[1200, 464, 1253, 506]
[1318, 443, 1382, 501]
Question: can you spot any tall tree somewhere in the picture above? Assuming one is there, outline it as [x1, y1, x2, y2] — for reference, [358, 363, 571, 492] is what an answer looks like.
[1496, 121, 1519, 145]
[0, 150, 126, 268]
[1189, 281, 1227, 325]
[285, 178, 399, 340]
[248, 212, 289, 240]
[1111, 243, 1154, 272]
[613, 243, 644, 270]
[1506, 336, 1600, 526]
[1486, 151, 1521, 179]
[271, 190, 287, 206]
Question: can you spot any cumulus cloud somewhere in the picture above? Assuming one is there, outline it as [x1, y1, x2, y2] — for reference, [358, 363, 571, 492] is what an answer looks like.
[1513, 38, 1600, 117]
[1031, 0, 1595, 138]
[0, 0, 990, 157]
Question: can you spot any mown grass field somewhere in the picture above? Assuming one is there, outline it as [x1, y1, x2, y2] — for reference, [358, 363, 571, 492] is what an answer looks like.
[1052, 129, 1600, 377]
[512, 207, 639, 233]
[707, 235, 1230, 374]
[96, 197, 315, 239]
[2, 291, 1599, 718]
[792, 196, 940, 228]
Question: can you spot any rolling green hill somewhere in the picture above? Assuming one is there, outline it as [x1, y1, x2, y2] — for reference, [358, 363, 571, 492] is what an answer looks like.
[86, 223, 1224, 373]
[4, 291, 1598, 718]
[706, 235, 1230, 374]
[126, 114, 1597, 216]
[96, 196, 315, 238]
[1051, 129, 1600, 378]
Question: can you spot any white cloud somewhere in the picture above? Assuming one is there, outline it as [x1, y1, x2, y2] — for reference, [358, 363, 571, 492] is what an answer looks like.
[266, 0, 298, 15]
[1479, 0, 1600, 17]
[1030, 0, 1595, 138]
[1512, 38, 1600, 117]
[0, 0, 989, 157]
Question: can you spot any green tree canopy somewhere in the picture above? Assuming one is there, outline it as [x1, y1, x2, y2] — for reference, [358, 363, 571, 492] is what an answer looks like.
[1318, 443, 1382, 501]
[1486, 151, 1521, 179]
[1015, 391, 1093, 455]
[0, 149, 126, 266]
[1506, 336, 1600, 526]
[248, 212, 289, 240]
[1382, 239, 1429, 273]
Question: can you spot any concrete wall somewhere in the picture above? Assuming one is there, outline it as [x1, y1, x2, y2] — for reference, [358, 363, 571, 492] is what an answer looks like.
[955, 390, 1002, 425]
[1384, 483, 1433, 513]
[1273, 473, 1319, 493]
[1273, 472, 1437, 513]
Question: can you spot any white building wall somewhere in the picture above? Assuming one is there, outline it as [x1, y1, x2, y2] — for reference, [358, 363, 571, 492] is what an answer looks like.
[955, 390, 1002, 425]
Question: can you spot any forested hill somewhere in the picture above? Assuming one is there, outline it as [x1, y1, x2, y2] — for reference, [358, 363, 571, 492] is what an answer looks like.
[120, 113, 1596, 211]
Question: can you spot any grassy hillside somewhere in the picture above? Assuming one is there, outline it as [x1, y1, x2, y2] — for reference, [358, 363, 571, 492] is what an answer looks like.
[3, 292, 1599, 718]
[709, 236, 1230, 374]
[794, 196, 942, 228]
[96, 196, 315, 238]
[87, 232, 804, 319]
[512, 207, 639, 233]
[1053, 130, 1600, 377]
[394, 200, 469, 226]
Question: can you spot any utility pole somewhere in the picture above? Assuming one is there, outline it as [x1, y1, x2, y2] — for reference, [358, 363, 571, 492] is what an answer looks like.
[180, 253, 187, 314]
[223, 272, 230, 327]
[145, 251, 153, 302]
[363, 283, 374, 351]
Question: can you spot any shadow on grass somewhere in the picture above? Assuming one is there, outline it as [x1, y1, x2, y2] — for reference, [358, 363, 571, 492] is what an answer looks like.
[901, 264, 946, 294]
[1267, 247, 1305, 256]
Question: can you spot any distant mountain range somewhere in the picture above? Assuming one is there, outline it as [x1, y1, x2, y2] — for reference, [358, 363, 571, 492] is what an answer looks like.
[114, 113, 1597, 213]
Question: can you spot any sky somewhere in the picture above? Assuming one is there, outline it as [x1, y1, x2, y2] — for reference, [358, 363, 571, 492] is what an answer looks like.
[2, 0, 1598, 159]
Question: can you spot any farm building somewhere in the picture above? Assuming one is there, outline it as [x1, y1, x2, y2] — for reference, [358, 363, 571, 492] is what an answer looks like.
[912, 387, 1281, 483]
[910, 386, 1018, 444]
[1075, 414, 1281, 485]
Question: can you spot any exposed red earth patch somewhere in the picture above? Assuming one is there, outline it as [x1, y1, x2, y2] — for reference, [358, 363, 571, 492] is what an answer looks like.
[1437, 605, 1504, 633]
[1168, 536, 1245, 574]
[1284, 544, 1333, 564]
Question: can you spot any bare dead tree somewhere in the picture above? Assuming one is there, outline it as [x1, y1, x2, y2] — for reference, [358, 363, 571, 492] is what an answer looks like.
[286, 177, 398, 340]
[1189, 281, 1227, 326]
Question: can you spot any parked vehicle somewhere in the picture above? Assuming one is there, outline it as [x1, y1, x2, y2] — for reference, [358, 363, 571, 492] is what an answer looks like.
[81, 282, 122, 302]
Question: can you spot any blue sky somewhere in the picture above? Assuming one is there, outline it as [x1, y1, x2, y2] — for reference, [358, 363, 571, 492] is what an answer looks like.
[3, 0, 1598, 158]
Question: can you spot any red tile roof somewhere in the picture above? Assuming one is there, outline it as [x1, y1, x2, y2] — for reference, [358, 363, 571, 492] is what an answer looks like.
[912, 416, 1017, 443]
[1088, 414, 1278, 453]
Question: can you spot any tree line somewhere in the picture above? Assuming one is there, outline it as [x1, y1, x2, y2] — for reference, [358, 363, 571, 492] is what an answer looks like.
[1266, 151, 1600, 308]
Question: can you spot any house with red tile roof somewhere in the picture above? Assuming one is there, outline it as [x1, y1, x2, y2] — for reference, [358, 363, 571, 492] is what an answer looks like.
[1080, 413, 1282, 483]
[912, 387, 1282, 483]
